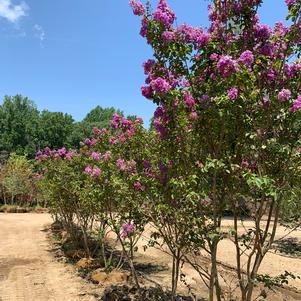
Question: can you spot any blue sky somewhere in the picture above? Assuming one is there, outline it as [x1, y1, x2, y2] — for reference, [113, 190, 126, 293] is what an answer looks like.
[0, 0, 289, 125]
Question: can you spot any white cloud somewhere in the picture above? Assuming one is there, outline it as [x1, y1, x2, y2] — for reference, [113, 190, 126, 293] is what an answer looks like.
[0, 0, 28, 23]
[34, 24, 45, 42]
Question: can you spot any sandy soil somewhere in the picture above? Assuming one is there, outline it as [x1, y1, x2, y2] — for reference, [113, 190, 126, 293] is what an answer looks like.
[1, 213, 301, 301]
[0, 213, 100, 301]
[135, 219, 301, 300]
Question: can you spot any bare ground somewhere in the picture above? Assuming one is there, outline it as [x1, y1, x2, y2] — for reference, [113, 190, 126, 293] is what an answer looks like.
[1, 213, 301, 301]
[0, 213, 101, 301]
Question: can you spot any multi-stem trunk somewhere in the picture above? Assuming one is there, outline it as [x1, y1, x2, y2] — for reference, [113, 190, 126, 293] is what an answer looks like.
[171, 248, 181, 301]
[209, 240, 222, 301]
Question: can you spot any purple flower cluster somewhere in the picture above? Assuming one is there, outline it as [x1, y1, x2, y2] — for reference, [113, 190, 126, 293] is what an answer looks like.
[190, 111, 198, 120]
[121, 223, 135, 239]
[35, 147, 77, 161]
[239, 50, 254, 66]
[129, 0, 145, 16]
[141, 86, 153, 99]
[143, 59, 156, 75]
[150, 77, 171, 94]
[227, 87, 239, 100]
[285, 0, 297, 7]
[153, 106, 170, 138]
[102, 151, 111, 161]
[261, 97, 271, 107]
[110, 114, 142, 139]
[278, 89, 291, 102]
[91, 152, 101, 161]
[162, 31, 175, 43]
[174, 25, 210, 47]
[183, 91, 196, 109]
[133, 181, 142, 190]
[143, 160, 151, 169]
[85, 165, 101, 177]
[240, 160, 258, 172]
[254, 23, 272, 40]
[116, 159, 126, 171]
[83, 138, 98, 146]
[92, 127, 101, 135]
[289, 96, 301, 113]
[217, 55, 238, 78]
[153, 0, 176, 28]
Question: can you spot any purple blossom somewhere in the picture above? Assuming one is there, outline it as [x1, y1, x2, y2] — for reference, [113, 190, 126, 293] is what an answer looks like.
[260, 44, 274, 58]
[239, 50, 254, 66]
[278, 89, 291, 102]
[194, 29, 210, 47]
[154, 106, 166, 118]
[36, 150, 43, 156]
[255, 24, 272, 40]
[210, 53, 218, 61]
[119, 135, 126, 143]
[102, 151, 111, 161]
[44, 147, 51, 153]
[175, 24, 195, 43]
[91, 152, 101, 161]
[125, 128, 135, 137]
[121, 118, 130, 127]
[141, 85, 153, 99]
[190, 111, 198, 120]
[162, 31, 175, 42]
[143, 59, 155, 74]
[289, 96, 301, 112]
[154, 0, 176, 28]
[261, 97, 271, 107]
[159, 163, 168, 174]
[127, 159, 137, 174]
[183, 92, 195, 108]
[140, 17, 149, 37]
[266, 68, 277, 83]
[109, 138, 117, 145]
[65, 151, 76, 161]
[90, 138, 97, 146]
[153, 118, 166, 138]
[121, 223, 135, 239]
[92, 127, 101, 135]
[217, 55, 237, 78]
[227, 87, 239, 100]
[129, 0, 145, 16]
[92, 167, 101, 177]
[200, 95, 210, 102]
[116, 159, 126, 171]
[135, 117, 143, 124]
[133, 182, 142, 190]
[143, 160, 151, 169]
[285, 0, 297, 7]
[57, 147, 67, 157]
[150, 77, 171, 94]
[84, 138, 92, 146]
[101, 128, 107, 135]
[85, 165, 93, 175]
[241, 160, 250, 169]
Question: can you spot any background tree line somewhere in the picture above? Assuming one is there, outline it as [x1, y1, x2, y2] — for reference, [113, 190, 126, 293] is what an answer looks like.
[0, 94, 136, 161]
[0, 94, 137, 207]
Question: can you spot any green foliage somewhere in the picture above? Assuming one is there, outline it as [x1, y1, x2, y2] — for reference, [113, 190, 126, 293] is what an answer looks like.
[38, 110, 74, 149]
[0, 95, 39, 156]
[0, 95, 127, 156]
[0, 153, 38, 205]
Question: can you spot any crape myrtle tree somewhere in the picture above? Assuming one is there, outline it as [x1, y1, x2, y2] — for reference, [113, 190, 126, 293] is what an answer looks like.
[130, 0, 301, 300]
[37, 115, 153, 287]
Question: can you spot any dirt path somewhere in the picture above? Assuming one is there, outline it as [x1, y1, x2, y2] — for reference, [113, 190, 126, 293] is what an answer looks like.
[0, 213, 100, 301]
[1, 213, 301, 301]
